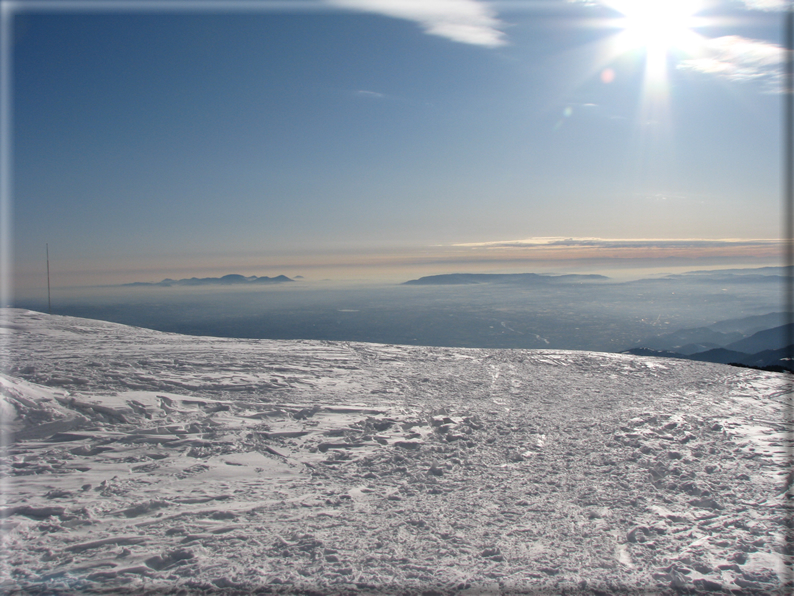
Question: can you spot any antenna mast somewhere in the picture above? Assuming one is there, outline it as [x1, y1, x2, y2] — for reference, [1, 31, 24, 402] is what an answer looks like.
[784, 2, 793, 589]
[46, 243, 51, 314]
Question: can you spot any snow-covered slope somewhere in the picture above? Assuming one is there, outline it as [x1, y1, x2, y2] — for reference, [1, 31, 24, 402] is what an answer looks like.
[0, 308, 790, 594]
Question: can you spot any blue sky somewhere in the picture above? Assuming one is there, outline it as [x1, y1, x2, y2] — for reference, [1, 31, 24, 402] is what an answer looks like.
[5, 0, 787, 292]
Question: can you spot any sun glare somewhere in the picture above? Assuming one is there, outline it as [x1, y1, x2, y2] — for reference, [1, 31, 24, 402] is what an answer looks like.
[615, 0, 699, 51]
[608, 0, 704, 79]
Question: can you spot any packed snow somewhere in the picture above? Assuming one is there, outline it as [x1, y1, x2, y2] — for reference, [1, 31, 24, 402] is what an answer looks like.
[0, 308, 791, 594]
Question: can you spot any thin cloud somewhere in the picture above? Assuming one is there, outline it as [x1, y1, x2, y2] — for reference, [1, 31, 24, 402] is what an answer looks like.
[455, 237, 779, 249]
[448, 237, 781, 263]
[737, 0, 787, 10]
[356, 89, 386, 98]
[324, 0, 508, 47]
[677, 35, 783, 91]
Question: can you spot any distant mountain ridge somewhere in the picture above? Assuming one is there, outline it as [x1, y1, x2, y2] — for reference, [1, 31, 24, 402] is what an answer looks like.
[625, 315, 794, 371]
[628, 313, 790, 354]
[123, 274, 294, 287]
[624, 343, 794, 371]
[723, 323, 794, 354]
[676, 266, 791, 277]
[402, 273, 609, 285]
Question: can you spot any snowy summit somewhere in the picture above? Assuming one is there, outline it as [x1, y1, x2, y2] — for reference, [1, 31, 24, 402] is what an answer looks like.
[0, 309, 789, 594]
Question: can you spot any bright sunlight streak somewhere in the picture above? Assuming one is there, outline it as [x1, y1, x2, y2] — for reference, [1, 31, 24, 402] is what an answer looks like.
[597, 1, 708, 201]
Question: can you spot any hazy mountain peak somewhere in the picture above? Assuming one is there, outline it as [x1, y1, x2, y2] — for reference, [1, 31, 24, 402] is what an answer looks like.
[121, 274, 294, 287]
[402, 273, 609, 285]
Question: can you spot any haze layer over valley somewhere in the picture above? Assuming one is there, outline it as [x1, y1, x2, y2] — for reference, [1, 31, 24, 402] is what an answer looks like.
[14, 267, 783, 354]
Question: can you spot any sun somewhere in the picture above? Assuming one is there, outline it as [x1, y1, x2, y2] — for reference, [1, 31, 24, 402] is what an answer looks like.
[609, 0, 702, 61]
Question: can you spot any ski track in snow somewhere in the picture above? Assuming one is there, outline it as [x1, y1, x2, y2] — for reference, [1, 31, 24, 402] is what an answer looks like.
[0, 308, 791, 594]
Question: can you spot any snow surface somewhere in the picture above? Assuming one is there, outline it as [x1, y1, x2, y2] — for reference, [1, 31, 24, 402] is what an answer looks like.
[0, 308, 791, 594]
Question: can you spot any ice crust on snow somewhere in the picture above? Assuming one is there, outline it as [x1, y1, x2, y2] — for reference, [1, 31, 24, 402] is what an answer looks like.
[0, 308, 791, 594]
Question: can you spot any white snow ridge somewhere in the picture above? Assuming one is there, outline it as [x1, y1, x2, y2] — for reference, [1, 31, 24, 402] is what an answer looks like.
[0, 308, 791, 594]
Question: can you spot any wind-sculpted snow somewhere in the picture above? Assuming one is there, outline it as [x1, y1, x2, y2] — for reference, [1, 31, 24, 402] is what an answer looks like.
[0, 308, 791, 594]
